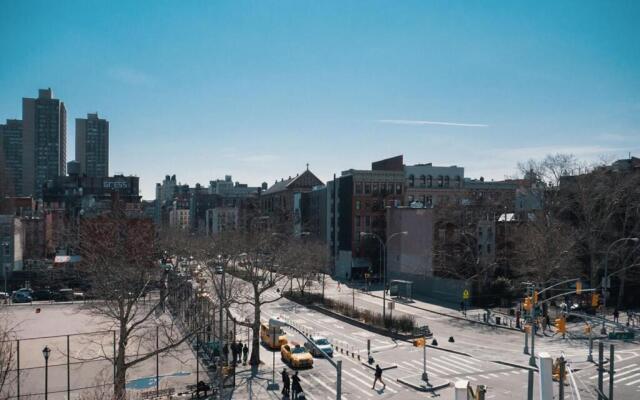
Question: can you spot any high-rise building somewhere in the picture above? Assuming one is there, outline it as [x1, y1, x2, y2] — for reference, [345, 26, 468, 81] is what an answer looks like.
[0, 119, 23, 195]
[76, 113, 109, 177]
[22, 88, 67, 198]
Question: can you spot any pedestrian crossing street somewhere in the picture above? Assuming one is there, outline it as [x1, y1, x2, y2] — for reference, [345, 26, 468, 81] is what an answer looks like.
[588, 363, 640, 392]
[397, 352, 529, 383]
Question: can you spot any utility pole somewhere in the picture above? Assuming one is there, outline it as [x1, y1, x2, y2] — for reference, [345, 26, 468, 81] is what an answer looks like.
[558, 356, 565, 400]
[598, 341, 604, 400]
[609, 344, 615, 400]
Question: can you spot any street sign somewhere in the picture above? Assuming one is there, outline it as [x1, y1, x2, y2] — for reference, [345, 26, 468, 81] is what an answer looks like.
[462, 289, 470, 300]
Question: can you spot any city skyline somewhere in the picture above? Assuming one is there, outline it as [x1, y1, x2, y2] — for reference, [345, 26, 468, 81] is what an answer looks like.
[1, 1, 639, 199]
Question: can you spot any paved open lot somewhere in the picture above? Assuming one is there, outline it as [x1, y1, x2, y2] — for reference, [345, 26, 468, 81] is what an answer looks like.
[2, 303, 206, 400]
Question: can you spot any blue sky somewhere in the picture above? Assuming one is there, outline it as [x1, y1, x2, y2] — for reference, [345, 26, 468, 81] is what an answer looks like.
[1, 1, 639, 199]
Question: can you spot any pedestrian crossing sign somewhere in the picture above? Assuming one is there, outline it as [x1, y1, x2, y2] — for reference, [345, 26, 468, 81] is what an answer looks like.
[463, 289, 470, 300]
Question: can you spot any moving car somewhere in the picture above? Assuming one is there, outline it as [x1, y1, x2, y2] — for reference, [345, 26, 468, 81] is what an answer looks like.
[215, 265, 224, 274]
[12, 291, 32, 303]
[304, 335, 333, 357]
[281, 343, 314, 369]
[260, 322, 288, 349]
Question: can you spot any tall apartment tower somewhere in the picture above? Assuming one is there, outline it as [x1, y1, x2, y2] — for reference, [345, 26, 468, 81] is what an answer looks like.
[76, 113, 109, 177]
[0, 119, 24, 196]
[22, 88, 67, 198]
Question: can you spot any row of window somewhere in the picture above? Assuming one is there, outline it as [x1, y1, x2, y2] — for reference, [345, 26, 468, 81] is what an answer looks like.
[408, 174, 462, 188]
[354, 181, 402, 195]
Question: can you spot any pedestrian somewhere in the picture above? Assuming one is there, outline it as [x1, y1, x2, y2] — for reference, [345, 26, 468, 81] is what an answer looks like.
[236, 341, 243, 363]
[242, 343, 249, 365]
[222, 343, 229, 364]
[281, 368, 290, 397]
[338, 281, 341, 292]
[291, 371, 302, 399]
[613, 309, 620, 323]
[231, 341, 238, 365]
[547, 314, 552, 331]
[627, 310, 632, 327]
[372, 364, 385, 390]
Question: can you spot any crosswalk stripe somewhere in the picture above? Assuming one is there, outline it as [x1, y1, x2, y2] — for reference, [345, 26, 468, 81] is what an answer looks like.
[511, 371, 521, 375]
[479, 375, 491, 379]
[411, 358, 460, 375]
[435, 356, 482, 372]
[449, 354, 485, 366]
[349, 368, 399, 392]
[428, 358, 467, 374]
[310, 375, 337, 395]
[614, 370, 640, 383]
[341, 370, 375, 397]
[591, 365, 640, 381]
[488, 373, 500, 378]
[589, 363, 637, 380]
[501, 372, 511, 376]
[465, 375, 476, 381]
[625, 377, 640, 386]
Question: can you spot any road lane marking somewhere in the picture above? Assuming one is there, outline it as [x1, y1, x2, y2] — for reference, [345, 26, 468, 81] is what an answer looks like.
[613, 370, 640, 383]
[348, 367, 399, 392]
[436, 356, 482, 372]
[589, 363, 638, 380]
[625, 377, 640, 386]
[341, 370, 375, 397]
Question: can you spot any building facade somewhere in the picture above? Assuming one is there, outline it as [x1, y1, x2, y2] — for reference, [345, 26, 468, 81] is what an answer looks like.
[76, 113, 109, 177]
[0, 119, 24, 196]
[22, 88, 67, 198]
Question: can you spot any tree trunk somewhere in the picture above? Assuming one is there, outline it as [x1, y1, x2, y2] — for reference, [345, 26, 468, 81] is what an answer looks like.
[617, 270, 627, 309]
[114, 332, 127, 400]
[249, 285, 262, 368]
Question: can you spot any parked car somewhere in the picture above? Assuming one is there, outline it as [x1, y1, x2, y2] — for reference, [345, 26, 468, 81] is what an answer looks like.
[304, 335, 333, 357]
[32, 290, 55, 301]
[12, 291, 32, 303]
[57, 288, 74, 301]
[281, 343, 313, 369]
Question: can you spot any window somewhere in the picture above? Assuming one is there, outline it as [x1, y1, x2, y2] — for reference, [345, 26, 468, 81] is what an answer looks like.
[355, 182, 363, 194]
[355, 200, 361, 210]
[387, 183, 394, 193]
[420, 175, 426, 187]
[355, 215, 361, 229]
[455, 175, 461, 188]
[373, 183, 379, 194]
[478, 244, 483, 254]
[427, 175, 433, 187]
[487, 244, 492, 254]
[426, 196, 432, 205]
[364, 183, 371, 194]
[395, 183, 402, 194]
[408, 195, 414, 203]
[408, 175, 415, 188]
[438, 175, 443, 188]
[444, 176, 450, 188]
[478, 227, 483, 237]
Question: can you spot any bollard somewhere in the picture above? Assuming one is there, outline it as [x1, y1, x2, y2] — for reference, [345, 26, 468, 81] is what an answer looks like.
[449, 336, 455, 343]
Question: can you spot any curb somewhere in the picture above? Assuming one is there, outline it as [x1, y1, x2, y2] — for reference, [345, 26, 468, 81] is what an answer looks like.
[492, 360, 538, 372]
[397, 376, 450, 392]
[364, 291, 521, 332]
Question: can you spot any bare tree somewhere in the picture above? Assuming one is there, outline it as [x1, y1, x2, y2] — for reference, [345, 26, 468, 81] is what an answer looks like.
[78, 211, 204, 399]
[0, 307, 16, 396]
[206, 230, 300, 367]
[282, 238, 329, 295]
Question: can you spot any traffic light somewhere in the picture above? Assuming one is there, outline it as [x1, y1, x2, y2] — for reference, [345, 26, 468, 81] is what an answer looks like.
[533, 290, 539, 304]
[555, 317, 566, 334]
[591, 293, 600, 307]
[576, 281, 582, 294]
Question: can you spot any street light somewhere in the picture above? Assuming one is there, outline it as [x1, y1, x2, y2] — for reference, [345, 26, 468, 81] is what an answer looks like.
[359, 231, 408, 323]
[602, 237, 639, 333]
[42, 345, 51, 400]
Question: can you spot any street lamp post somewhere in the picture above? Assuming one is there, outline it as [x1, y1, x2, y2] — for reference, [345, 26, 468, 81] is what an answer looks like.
[602, 237, 639, 333]
[42, 345, 51, 400]
[359, 231, 407, 323]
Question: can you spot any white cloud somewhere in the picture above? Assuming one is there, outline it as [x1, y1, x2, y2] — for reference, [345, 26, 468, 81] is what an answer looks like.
[377, 119, 488, 127]
[107, 67, 154, 87]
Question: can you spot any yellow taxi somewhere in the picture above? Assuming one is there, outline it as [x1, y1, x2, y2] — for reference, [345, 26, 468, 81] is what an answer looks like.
[281, 343, 314, 369]
[260, 322, 288, 350]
